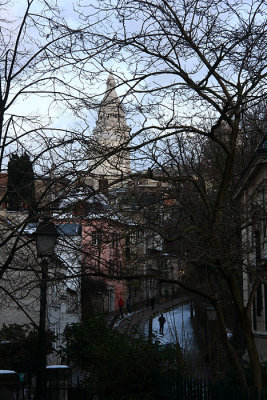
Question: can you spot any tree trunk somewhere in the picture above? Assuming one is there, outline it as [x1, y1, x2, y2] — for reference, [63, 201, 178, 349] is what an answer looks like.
[241, 313, 262, 399]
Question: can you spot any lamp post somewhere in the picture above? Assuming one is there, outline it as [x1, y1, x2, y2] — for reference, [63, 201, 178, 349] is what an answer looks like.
[34, 217, 59, 400]
[203, 305, 218, 382]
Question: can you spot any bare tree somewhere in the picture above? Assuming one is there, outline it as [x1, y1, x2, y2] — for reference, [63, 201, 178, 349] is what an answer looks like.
[73, 0, 267, 395]
[0, 1, 97, 366]
[0, 0, 266, 394]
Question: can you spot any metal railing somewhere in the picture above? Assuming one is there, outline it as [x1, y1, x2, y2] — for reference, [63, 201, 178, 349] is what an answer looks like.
[153, 374, 263, 400]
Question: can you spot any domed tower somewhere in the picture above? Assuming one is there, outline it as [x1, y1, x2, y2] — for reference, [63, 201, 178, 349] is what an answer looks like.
[89, 72, 131, 189]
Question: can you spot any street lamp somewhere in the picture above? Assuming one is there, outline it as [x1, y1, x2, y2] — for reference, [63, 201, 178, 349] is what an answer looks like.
[34, 217, 59, 400]
[35, 218, 59, 257]
[202, 305, 218, 382]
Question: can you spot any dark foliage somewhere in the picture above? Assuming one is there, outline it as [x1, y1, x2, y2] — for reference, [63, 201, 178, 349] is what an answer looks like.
[62, 316, 183, 399]
[7, 153, 36, 214]
[0, 323, 53, 373]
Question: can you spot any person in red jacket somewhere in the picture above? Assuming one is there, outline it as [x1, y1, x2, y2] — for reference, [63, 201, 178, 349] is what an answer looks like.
[118, 297, 124, 317]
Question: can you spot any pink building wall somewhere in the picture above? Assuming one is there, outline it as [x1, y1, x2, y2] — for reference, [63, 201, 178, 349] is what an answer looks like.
[82, 218, 125, 312]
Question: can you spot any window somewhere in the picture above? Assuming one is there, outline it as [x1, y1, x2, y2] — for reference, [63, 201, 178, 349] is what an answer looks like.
[126, 246, 130, 260]
[117, 261, 122, 275]
[126, 235, 131, 260]
[158, 259, 167, 271]
[89, 257, 99, 271]
[129, 230, 143, 244]
[111, 232, 118, 249]
[108, 259, 114, 276]
[91, 231, 102, 246]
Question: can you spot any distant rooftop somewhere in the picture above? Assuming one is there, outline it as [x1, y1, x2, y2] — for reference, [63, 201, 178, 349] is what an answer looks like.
[24, 222, 81, 236]
[57, 223, 81, 236]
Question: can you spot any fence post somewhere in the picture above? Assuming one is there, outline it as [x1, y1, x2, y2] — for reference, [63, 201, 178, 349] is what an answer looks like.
[0, 370, 17, 400]
[46, 365, 71, 400]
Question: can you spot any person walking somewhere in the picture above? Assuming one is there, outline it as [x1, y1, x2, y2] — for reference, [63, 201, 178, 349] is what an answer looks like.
[118, 297, 124, 318]
[158, 313, 166, 335]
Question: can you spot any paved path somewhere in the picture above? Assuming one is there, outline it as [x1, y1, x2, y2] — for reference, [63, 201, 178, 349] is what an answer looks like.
[115, 296, 189, 335]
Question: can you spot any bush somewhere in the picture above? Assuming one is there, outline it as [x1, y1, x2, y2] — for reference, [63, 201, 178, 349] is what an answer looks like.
[63, 316, 182, 399]
[0, 323, 53, 373]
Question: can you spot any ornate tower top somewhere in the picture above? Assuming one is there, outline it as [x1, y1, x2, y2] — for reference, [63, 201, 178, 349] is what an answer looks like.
[93, 71, 130, 142]
[106, 71, 116, 91]
[89, 72, 131, 188]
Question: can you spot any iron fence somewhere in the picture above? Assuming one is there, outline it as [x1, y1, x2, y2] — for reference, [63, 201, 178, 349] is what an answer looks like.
[16, 383, 92, 400]
[14, 373, 264, 400]
[154, 374, 263, 400]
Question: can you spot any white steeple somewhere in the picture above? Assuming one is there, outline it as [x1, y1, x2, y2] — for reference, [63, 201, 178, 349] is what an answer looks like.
[94, 71, 130, 141]
[90, 71, 131, 188]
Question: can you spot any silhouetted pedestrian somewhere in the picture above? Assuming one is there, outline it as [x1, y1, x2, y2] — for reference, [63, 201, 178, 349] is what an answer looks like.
[158, 313, 166, 334]
[118, 297, 124, 317]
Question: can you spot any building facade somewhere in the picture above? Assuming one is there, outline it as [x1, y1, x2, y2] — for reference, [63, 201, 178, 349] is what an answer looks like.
[0, 213, 82, 365]
[235, 138, 267, 361]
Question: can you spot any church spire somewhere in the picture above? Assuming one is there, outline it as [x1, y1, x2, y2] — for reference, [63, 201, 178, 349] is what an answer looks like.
[102, 70, 119, 106]
[106, 70, 116, 91]
[89, 71, 131, 186]
[94, 71, 129, 141]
